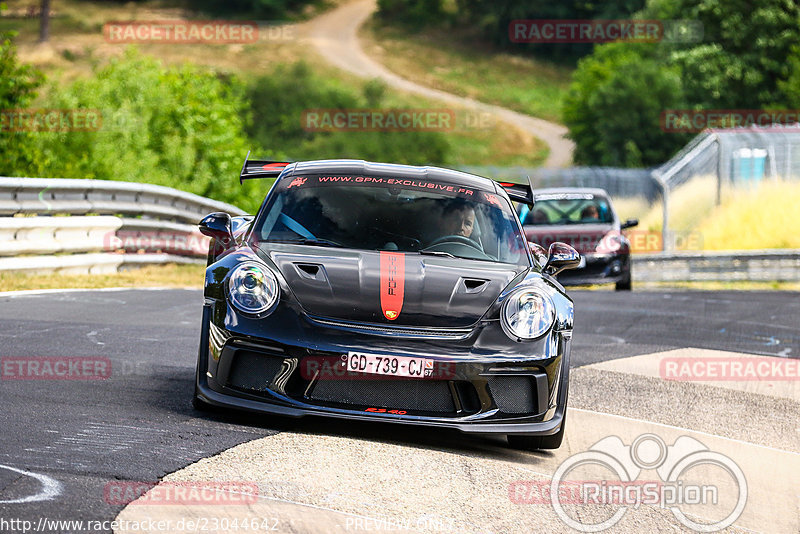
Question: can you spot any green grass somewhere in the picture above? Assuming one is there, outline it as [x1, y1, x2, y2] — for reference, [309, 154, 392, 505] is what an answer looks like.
[360, 21, 572, 123]
[0, 263, 205, 292]
[3, 0, 546, 168]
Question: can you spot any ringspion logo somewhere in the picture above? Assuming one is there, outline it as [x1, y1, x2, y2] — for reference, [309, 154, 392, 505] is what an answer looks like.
[517, 433, 747, 532]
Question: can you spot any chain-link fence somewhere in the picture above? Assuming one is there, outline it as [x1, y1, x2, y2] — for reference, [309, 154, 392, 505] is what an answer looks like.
[652, 125, 800, 249]
[465, 126, 800, 252]
[459, 165, 659, 201]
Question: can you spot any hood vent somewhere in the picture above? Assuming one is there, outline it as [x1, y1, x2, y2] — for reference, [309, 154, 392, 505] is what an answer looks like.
[293, 263, 326, 282]
[461, 278, 489, 294]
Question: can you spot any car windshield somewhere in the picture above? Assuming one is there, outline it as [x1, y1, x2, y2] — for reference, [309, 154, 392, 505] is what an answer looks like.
[522, 193, 614, 225]
[253, 173, 528, 264]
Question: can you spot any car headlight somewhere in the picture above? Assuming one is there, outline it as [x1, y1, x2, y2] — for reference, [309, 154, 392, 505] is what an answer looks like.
[227, 262, 279, 314]
[501, 288, 556, 341]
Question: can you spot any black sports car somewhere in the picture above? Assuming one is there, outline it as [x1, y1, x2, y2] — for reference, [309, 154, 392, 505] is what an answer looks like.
[519, 188, 639, 291]
[193, 158, 580, 450]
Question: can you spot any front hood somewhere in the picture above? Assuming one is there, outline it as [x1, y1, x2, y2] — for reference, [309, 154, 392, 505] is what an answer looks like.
[255, 244, 525, 328]
[525, 223, 617, 255]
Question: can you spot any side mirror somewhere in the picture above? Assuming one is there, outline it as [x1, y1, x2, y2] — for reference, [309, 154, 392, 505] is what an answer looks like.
[528, 242, 548, 268]
[620, 218, 639, 230]
[544, 242, 581, 276]
[199, 212, 235, 251]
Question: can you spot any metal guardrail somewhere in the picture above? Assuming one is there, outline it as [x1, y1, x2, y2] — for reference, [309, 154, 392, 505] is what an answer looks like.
[1, 178, 797, 283]
[0, 177, 245, 274]
[631, 250, 800, 283]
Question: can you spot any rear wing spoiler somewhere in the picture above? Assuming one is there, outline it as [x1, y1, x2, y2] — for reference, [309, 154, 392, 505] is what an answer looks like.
[497, 181, 534, 205]
[239, 152, 293, 184]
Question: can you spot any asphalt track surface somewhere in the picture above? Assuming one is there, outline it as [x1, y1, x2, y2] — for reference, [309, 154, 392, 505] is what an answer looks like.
[0, 288, 798, 532]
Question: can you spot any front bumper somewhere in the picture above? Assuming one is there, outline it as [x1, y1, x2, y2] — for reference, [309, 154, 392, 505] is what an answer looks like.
[195, 302, 571, 436]
[557, 252, 630, 286]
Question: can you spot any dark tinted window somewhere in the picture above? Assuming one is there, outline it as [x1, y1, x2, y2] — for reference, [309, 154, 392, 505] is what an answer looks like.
[522, 193, 614, 225]
[254, 174, 528, 264]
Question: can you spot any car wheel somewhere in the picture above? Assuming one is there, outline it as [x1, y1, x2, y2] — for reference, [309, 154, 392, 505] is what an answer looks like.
[507, 412, 566, 451]
[615, 274, 632, 291]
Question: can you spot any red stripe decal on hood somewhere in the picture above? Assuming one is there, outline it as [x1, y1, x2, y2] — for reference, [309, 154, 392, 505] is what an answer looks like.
[380, 252, 405, 320]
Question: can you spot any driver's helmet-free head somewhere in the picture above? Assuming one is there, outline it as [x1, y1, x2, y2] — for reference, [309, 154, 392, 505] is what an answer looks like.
[580, 204, 599, 220]
[531, 209, 549, 224]
[441, 198, 475, 238]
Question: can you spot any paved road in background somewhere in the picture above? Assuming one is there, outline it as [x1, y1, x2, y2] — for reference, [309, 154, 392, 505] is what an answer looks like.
[305, 0, 575, 168]
[0, 288, 797, 531]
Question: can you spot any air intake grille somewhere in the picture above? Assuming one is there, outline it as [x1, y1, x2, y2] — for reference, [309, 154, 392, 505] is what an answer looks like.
[487, 376, 536, 414]
[228, 351, 285, 392]
[309, 379, 455, 413]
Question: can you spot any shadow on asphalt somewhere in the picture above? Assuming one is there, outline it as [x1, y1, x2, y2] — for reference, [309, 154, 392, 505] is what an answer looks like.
[149, 369, 555, 465]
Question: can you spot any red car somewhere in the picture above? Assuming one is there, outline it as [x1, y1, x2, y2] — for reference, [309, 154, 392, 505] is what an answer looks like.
[520, 188, 638, 290]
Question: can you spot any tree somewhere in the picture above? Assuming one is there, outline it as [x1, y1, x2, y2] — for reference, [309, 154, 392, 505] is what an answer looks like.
[563, 0, 800, 166]
[563, 43, 689, 166]
[38, 0, 51, 43]
[30, 48, 261, 211]
[0, 33, 44, 176]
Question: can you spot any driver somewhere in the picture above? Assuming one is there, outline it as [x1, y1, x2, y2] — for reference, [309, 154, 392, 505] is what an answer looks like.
[441, 199, 475, 238]
[580, 204, 600, 221]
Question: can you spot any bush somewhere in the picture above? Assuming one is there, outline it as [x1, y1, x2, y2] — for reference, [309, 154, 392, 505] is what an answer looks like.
[246, 62, 450, 165]
[562, 43, 690, 166]
[563, 0, 800, 167]
[377, 0, 444, 28]
[191, 0, 319, 18]
[30, 48, 264, 212]
[0, 32, 44, 176]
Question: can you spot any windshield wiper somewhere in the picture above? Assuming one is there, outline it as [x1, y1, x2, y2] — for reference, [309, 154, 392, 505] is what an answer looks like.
[270, 238, 344, 248]
[418, 249, 456, 259]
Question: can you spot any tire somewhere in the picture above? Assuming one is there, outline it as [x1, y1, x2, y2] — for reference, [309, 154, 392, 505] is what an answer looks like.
[615, 274, 632, 291]
[508, 412, 566, 451]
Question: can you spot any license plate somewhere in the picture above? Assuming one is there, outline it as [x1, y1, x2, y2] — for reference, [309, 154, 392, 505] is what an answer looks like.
[345, 352, 432, 378]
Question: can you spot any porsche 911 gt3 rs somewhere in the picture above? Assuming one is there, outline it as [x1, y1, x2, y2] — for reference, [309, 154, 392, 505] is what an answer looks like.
[193, 158, 580, 450]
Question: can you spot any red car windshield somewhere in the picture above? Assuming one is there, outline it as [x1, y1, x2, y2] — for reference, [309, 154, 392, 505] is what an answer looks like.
[523, 193, 614, 225]
[254, 174, 529, 264]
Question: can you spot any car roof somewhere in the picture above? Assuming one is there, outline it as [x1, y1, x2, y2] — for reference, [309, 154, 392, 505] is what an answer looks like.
[286, 159, 498, 192]
[533, 187, 610, 198]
